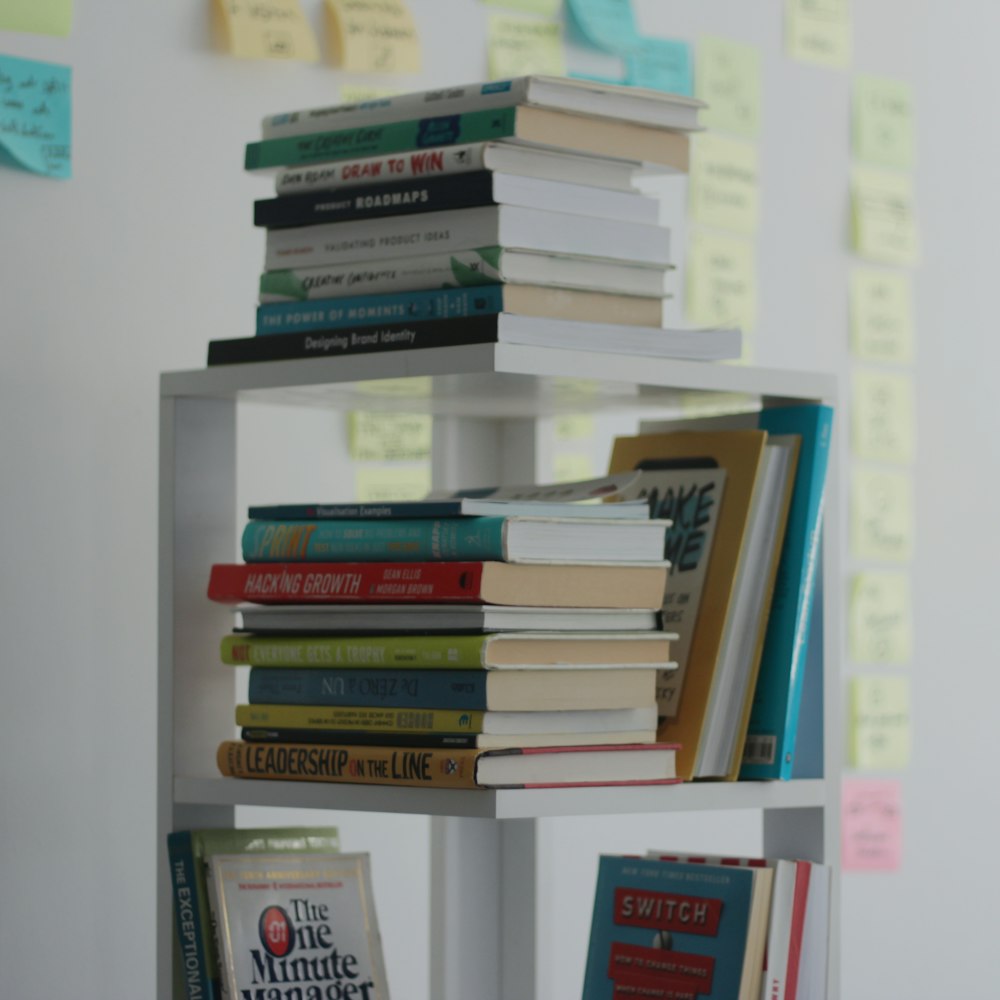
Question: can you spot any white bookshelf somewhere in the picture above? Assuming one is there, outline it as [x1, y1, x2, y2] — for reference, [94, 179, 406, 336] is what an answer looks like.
[157, 346, 841, 1000]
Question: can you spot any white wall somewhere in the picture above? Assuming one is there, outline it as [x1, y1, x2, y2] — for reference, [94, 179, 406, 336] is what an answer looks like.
[1, 1, 997, 997]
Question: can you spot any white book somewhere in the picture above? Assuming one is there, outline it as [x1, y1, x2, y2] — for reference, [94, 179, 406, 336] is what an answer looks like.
[264, 204, 672, 271]
[262, 75, 704, 140]
[274, 141, 677, 196]
[259, 248, 673, 304]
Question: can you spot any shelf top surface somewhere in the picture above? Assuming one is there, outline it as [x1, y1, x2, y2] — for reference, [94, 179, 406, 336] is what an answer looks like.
[160, 344, 837, 417]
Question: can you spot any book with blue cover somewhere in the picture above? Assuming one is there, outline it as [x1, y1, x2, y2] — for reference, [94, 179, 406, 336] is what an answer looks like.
[582, 855, 772, 1000]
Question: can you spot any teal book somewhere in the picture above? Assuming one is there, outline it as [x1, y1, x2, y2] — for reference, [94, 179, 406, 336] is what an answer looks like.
[740, 404, 834, 780]
[245, 107, 519, 171]
[166, 826, 340, 1000]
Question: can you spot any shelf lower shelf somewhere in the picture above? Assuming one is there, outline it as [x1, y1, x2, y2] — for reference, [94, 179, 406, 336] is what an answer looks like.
[174, 776, 829, 820]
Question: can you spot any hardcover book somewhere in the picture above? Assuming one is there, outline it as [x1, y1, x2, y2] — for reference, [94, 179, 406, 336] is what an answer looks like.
[208, 851, 389, 1000]
[582, 855, 773, 1000]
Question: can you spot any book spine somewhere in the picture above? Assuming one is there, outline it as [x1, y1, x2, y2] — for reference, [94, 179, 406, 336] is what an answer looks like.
[206, 314, 500, 366]
[261, 80, 530, 139]
[247, 667, 491, 708]
[217, 739, 483, 788]
[274, 142, 489, 196]
[257, 285, 505, 332]
[264, 206, 502, 271]
[222, 633, 488, 667]
[241, 516, 506, 562]
[245, 106, 520, 171]
[166, 832, 216, 1000]
[258, 247, 503, 305]
[235, 703, 489, 732]
[241, 727, 484, 749]
[210, 561, 489, 604]
[740, 406, 834, 780]
[255, 171, 498, 229]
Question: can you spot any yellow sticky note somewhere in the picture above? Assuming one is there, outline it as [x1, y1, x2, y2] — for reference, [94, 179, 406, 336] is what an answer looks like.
[326, 0, 421, 73]
[339, 86, 403, 103]
[850, 466, 914, 563]
[689, 133, 759, 235]
[554, 453, 595, 482]
[355, 465, 432, 502]
[849, 675, 910, 770]
[696, 37, 761, 137]
[785, 0, 851, 69]
[482, 0, 561, 14]
[854, 75, 914, 170]
[686, 230, 757, 336]
[679, 391, 758, 418]
[850, 268, 914, 364]
[488, 13, 566, 79]
[851, 167, 919, 266]
[348, 412, 432, 462]
[849, 571, 912, 664]
[355, 376, 433, 397]
[555, 415, 596, 442]
[214, 0, 319, 60]
[851, 368, 915, 465]
[0, 0, 72, 35]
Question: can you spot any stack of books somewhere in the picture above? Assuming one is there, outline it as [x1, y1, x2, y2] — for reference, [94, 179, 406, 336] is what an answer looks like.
[206, 75, 742, 366]
[209, 475, 683, 789]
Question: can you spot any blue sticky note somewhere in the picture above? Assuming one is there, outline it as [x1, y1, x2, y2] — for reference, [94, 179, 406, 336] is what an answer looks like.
[0, 54, 72, 179]
[566, 0, 641, 55]
[625, 37, 693, 96]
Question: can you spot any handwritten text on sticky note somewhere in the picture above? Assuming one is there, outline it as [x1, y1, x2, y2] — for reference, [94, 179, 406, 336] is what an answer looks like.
[696, 36, 761, 137]
[0, 55, 71, 179]
[851, 368, 915, 465]
[849, 675, 911, 771]
[851, 167, 919, 266]
[850, 268, 914, 364]
[850, 466, 914, 563]
[842, 778, 902, 871]
[785, 0, 851, 68]
[488, 13, 566, 79]
[326, 0, 420, 72]
[687, 230, 757, 336]
[690, 133, 759, 234]
[349, 412, 432, 462]
[854, 74, 914, 169]
[216, 0, 319, 60]
[849, 571, 912, 664]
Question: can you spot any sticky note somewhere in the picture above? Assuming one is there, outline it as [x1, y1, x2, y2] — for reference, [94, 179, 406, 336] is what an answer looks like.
[214, 0, 319, 60]
[0, 0, 72, 35]
[850, 268, 914, 364]
[851, 167, 919, 266]
[686, 230, 757, 335]
[842, 778, 902, 871]
[355, 465, 432, 503]
[355, 376, 433, 397]
[0, 55, 71, 179]
[696, 36, 761, 137]
[348, 412, 432, 462]
[554, 453, 595, 482]
[849, 675, 910, 771]
[854, 75, 914, 170]
[488, 13, 566, 78]
[554, 415, 595, 442]
[325, 0, 420, 73]
[482, 0, 561, 14]
[679, 391, 757, 418]
[624, 38, 693, 96]
[785, 0, 851, 69]
[566, 0, 641, 55]
[851, 368, 915, 465]
[849, 571, 912, 664]
[850, 466, 914, 563]
[689, 133, 759, 235]
[339, 86, 403, 103]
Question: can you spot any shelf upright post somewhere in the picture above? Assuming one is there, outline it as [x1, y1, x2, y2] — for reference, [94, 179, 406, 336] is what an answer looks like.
[157, 390, 241, 999]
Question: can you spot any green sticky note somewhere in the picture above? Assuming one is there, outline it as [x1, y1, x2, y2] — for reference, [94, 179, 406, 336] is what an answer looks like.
[355, 465, 431, 503]
[854, 74, 914, 169]
[851, 368, 915, 465]
[849, 675, 910, 770]
[850, 268, 914, 364]
[482, 0, 561, 14]
[625, 37, 693, 96]
[785, 0, 851, 68]
[696, 36, 761, 137]
[554, 414, 596, 442]
[0, 55, 71, 178]
[851, 167, 919, 266]
[686, 230, 757, 337]
[850, 466, 914, 562]
[849, 571, 912, 664]
[689, 133, 759, 234]
[348, 412, 432, 462]
[488, 13, 566, 79]
[0, 0, 72, 35]
[566, 0, 641, 54]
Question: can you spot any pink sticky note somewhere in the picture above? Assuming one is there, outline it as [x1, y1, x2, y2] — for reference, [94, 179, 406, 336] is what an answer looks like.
[842, 778, 902, 872]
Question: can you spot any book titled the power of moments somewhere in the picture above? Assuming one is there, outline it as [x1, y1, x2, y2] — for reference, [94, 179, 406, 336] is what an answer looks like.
[208, 851, 389, 1000]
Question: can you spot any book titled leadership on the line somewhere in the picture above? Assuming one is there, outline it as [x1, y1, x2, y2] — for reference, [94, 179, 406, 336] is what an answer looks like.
[208, 851, 389, 1000]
